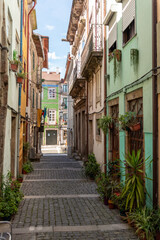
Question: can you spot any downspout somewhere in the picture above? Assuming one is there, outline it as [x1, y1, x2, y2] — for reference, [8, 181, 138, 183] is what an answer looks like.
[152, 0, 158, 207]
[17, 0, 24, 176]
[103, 0, 107, 174]
[27, 0, 36, 107]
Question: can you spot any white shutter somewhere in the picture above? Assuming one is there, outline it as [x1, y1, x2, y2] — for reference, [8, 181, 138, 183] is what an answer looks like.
[122, 0, 135, 31]
[108, 23, 117, 49]
[109, 13, 117, 31]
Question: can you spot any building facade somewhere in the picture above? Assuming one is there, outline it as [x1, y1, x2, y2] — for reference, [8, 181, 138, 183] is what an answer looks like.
[42, 72, 60, 146]
[104, 0, 153, 206]
[66, 0, 106, 166]
[59, 79, 68, 145]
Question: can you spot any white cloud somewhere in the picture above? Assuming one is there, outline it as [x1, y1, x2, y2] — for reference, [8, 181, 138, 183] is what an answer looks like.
[48, 52, 66, 60]
[45, 25, 55, 31]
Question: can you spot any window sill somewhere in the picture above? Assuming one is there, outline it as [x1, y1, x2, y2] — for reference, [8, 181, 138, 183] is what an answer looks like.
[122, 33, 137, 48]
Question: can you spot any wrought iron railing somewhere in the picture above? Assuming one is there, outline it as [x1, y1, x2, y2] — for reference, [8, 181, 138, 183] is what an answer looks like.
[73, 60, 82, 83]
[81, 24, 103, 73]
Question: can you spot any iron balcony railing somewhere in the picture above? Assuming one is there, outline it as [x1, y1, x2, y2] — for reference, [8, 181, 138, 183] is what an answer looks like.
[81, 24, 103, 74]
[73, 60, 82, 83]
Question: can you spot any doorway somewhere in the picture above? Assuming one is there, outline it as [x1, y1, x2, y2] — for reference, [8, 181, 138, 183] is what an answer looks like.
[46, 130, 57, 145]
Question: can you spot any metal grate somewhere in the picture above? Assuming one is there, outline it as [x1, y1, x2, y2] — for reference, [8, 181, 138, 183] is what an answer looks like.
[128, 97, 143, 157]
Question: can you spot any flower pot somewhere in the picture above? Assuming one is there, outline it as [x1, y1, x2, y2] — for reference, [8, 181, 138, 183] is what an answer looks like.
[129, 122, 141, 131]
[22, 169, 27, 174]
[17, 77, 24, 84]
[108, 200, 115, 209]
[17, 178, 23, 183]
[10, 63, 18, 72]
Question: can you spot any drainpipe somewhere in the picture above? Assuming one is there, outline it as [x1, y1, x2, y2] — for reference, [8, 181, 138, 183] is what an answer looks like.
[17, 0, 24, 176]
[27, 0, 36, 107]
[152, 0, 158, 207]
[103, 0, 107, 174]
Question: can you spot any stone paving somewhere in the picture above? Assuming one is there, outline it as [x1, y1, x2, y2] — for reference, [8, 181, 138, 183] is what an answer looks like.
[12, 154, 138, 240]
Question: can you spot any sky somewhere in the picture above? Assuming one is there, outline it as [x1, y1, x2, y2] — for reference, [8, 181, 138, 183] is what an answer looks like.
[35, 0, 73, 78]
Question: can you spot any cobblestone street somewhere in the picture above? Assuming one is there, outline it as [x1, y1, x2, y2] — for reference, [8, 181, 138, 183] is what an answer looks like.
[12, 155, 138, 240]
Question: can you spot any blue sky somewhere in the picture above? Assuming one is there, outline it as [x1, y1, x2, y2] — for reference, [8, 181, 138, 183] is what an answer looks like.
[35, 0, 72, 78]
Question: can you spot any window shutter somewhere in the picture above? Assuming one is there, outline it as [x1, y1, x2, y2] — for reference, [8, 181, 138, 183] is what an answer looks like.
[122, 0, 129, 9]
[108, 23, 117, 49]
[122, 0, 135, 31]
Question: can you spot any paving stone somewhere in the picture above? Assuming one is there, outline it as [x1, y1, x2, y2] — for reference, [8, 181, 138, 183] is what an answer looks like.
[21, 181, 97, 195]
[11, 154, 138, 240]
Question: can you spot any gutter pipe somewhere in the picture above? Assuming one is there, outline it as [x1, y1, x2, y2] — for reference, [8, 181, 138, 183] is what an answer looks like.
[152, 0, 158, 207]
[17, 0, 24, 176]
[103, 0, 107, 174]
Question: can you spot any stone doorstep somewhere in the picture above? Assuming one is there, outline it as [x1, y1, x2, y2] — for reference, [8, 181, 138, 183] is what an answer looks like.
[13, 224, 131, 234]
[24, 194, 99, 199]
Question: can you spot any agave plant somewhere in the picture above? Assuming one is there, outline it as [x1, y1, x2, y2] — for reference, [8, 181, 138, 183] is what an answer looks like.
[120, 150, 152, 212]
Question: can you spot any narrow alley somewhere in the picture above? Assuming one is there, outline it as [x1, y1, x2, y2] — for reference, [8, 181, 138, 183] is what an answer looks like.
[12, 155, 138, 240]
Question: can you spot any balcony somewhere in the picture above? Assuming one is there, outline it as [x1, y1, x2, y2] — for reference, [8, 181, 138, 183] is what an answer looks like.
[70, 60, 85, 98]
[81, 24, 103, 78]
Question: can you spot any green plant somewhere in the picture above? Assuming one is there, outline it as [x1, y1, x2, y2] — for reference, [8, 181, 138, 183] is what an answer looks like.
[0, 172, 23, 219]
[118, 111, 136, 130]
[108, 159, 121, 179]
[128, 208, 155, 240]
[84, 154, 100, 180]
[106, 179, 120, 200]
[120, 150, 152, 212]
[98, 115, 112, 134]
[10, 50, 20, 65]
[22, 160, 33, 173]
[23, 142, 30, 151]
[96, 173, 109, 200]
[113, 49, 121, 79]
[17, 72, 26, 79]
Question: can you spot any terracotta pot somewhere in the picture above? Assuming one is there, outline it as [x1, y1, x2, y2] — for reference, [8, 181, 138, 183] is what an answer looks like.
[17, 77, 24, 84]
[108, 200, 115, 209]
[17, 178, 23, 183]
[10, 63, 18, 72]
[22, 169, 27, 174]
[129, 122, 141, 131]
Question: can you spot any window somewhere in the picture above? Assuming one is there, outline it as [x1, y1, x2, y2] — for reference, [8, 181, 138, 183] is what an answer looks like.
[48, 109, 56, 124]
[123, 20, 135, 45]
[7, 10, 12, 59]
[33, 52, 35, 70]
[63, 85, 68, 93]
[96, 68, 101, 102]
[63, 98, 67, 109]
[109, 41, 117, 53]
[63, 113, 68, 121]
[96, 119, 100, 136]
[48, 88, 56, 99]
[36, 93, 38, 109]
[32, 89, 34, 108]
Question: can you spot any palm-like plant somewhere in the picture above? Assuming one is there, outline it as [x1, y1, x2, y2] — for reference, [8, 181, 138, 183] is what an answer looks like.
[120, 150, 151, 212]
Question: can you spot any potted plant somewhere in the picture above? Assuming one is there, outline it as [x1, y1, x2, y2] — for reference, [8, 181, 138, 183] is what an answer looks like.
[10, 50, 20, 72]
[106, 179, 120, 209]
[118, 111, 137, 131]
[17, 174, 23, 183]
[108, 52, 114, 62]
[16, 72, 26, 84]
[22, 160, 33, 174]
[128, 208, 155, 240]
[98, 115, 113, 134]
[113, 49, 122, 62]
[96, 173, 109, 205]
[84, 153, 100, 180]
[119, 150, 152, 212]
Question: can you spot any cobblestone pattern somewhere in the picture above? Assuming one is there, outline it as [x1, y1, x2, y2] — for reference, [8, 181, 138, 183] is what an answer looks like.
[32, 162, 82, 169]
[13, 229, 138, 240]
[25, 169, 86, 180]
[12, 197, 122, 228]
[40, 157, 76, 163]
[21, 181, 97, 195]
